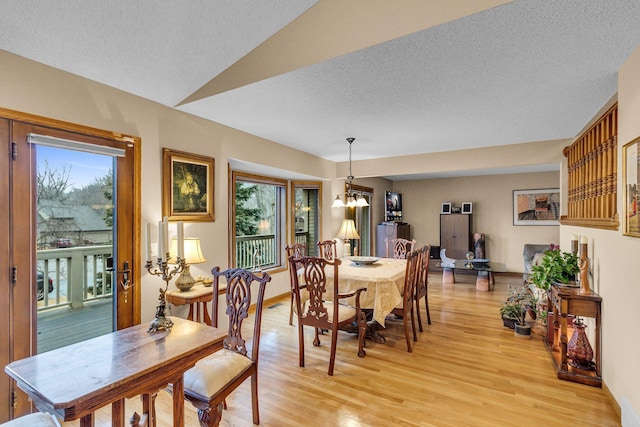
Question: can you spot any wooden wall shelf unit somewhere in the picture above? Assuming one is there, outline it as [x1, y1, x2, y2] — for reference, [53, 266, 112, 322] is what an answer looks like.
[546, 284, 602, 387]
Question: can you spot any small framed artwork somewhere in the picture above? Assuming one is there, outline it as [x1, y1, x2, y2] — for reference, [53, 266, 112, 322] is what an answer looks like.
[623, 136, 640, 237]
[441, 202, 452, 214]
[461, 202, 473, 214]
[162, 148, 215, 222]
[513, 188, 559, 226]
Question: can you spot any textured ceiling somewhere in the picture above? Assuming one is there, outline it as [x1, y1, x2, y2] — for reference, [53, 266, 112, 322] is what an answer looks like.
[2, 0, 640, 170]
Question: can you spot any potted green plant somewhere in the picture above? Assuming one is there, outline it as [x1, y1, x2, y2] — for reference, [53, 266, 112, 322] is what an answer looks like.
[500, 285, 536, 338]
[530, 249, 579, 291]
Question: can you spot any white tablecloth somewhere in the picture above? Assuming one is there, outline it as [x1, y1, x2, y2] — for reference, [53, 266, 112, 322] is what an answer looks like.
[325, 257, 407, 326]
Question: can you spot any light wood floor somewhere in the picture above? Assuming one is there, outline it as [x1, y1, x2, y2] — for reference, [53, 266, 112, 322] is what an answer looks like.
[61, 272, 619, 426]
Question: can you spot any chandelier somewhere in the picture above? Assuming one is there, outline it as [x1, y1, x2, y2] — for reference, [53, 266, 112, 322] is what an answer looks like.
[332, 138, 369, 208]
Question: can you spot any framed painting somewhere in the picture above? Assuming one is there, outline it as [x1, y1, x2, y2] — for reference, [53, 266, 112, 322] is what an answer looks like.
[441, 202, 452, 214]
[513, 188, 559, 226]
[623, 137, 640, 237]
[461, 202, 473, 214]
[162, 148, 214, 222]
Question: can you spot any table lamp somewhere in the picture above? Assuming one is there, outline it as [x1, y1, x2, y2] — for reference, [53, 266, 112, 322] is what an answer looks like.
[170, 237, 206, 291]
[336, 219, 360, 256]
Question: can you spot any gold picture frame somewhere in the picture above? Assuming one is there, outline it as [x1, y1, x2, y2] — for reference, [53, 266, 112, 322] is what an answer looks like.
[162, 148, 214, 222]
[623, 137, 640, 237]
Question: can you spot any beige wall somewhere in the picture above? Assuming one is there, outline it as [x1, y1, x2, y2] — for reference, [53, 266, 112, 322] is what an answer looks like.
[392, 171, 560, 273]
[566, 43, 640, 418]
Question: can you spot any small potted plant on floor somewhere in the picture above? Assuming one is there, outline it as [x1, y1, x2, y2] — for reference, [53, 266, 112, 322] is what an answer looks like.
[499, 287, 522, 330]
[500, 285, 536, 338]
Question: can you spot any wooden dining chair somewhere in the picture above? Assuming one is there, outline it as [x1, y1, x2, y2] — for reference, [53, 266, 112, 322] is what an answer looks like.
[414, 245, 431, 331]
[289, 256, 367, 376]
[285, 243, 307, 325]
[385, 237, 417, 259]
[389, 250, 420, 352]
[317, 239, 338, 260]
[181, 267, 271, 427]
[0, 413, 60, 427]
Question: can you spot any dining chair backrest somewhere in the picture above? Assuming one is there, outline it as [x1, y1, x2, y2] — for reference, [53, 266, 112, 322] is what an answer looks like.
[182, 267, 271, 426]
[390, 249, 420, 352]
[317, 239, 338, 260]
[0, 413, 61, 427]
[414, 245, 431, 331]
[289, 255, 367, 375]
[211, 267, 271, 357]
[386, 237, 417, 259]
[285, 243, 307, 325]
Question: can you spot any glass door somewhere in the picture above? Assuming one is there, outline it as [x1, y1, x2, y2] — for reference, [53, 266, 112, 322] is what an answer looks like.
[35, 145, 115, 352]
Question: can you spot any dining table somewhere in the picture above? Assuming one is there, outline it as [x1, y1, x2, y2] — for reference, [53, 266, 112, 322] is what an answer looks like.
[5, 317, 226, 427]
[300, 256, 407, 344]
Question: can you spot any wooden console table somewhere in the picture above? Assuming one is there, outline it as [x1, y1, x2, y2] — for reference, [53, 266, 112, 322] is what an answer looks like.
[166, 284, 225, 326]
[546, 284, 602, 387]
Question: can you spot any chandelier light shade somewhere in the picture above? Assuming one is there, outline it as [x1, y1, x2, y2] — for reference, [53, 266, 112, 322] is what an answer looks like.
[333, 137, 369, 208]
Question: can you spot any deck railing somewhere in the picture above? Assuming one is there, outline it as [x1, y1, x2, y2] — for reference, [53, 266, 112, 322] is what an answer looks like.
[236, 232, 311, 269]
[37, 245, 113, 311]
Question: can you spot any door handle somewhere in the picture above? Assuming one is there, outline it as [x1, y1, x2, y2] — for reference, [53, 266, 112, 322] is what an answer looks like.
[120, 261, 134, 303]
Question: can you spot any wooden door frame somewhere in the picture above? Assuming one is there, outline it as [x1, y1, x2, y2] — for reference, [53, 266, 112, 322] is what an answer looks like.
[0, 108, 141, 420]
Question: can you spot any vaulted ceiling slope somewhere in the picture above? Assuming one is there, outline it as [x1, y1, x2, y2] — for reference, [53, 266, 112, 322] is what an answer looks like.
[2, 0, 640, 163]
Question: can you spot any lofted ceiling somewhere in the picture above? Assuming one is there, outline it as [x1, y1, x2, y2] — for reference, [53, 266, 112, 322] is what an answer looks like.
[2, 0, 640, 177]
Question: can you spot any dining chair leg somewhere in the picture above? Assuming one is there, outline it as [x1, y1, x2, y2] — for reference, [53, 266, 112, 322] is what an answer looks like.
[415, 299, 424, 332]
[403, 315, 413, 353]
[251, 372, 260, 425]
[328, 330, 338, 376]
[425, 295, 431, 325]
[411, 309, 418, 342]
[313, 327, 321, 346]
[357, 312, 367, 358]
[289, 292, 294, 325]
[298, 324, 305, 367]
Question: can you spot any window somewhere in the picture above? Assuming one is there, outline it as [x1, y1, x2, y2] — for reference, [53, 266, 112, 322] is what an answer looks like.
[291, 182, 322, 256]
[348, 184, 373, 256]
[232, 172, 287, 270]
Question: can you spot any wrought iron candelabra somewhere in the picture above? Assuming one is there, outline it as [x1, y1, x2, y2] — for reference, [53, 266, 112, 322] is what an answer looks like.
[146, 255, 185, 332]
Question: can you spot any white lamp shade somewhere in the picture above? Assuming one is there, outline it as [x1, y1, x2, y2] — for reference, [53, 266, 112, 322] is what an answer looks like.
[336, 219, 360, 240]
[170, 237, 206, 264]
[355, 196, 369, 207]
[332, 196, 346, 208]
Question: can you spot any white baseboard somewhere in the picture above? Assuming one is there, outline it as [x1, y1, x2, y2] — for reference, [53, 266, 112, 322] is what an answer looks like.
[623, 398, 640, 427]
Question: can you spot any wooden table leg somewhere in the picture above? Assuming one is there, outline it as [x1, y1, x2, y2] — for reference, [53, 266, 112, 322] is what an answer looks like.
[203, 303, 212, 326]
[79, 413, 95, 427]
[172, 376, 185, 427]
[111, 398, 125, 426]
[141, 392, 157, 427]
[186, 303, 195, 322]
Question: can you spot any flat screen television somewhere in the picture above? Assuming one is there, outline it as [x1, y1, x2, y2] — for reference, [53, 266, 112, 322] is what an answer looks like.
[385, 191, 403, 221]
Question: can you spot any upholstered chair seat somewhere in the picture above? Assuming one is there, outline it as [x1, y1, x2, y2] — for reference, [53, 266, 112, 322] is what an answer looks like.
[183, 349, 253, 399]
[1, 413, 60, 427]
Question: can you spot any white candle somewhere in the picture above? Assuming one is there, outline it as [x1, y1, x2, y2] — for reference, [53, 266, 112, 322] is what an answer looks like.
[177, 221, 184, 259]
[158, 221, 164, 261]
[162, 217, 169, 259]
[145, 223, 152, 261]
[581, 236, 588, 244]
